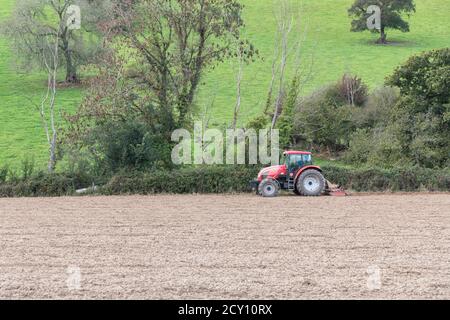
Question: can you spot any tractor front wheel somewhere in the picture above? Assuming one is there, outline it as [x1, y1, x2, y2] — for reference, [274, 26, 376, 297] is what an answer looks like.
[297, 170, 325, 196]
[258, 178, 280, 197]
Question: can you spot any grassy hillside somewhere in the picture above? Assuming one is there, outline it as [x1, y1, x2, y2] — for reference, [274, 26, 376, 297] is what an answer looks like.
[201, 0, 450, 125]
[0, 1, 82, 170]
[0, 0, 449, 170]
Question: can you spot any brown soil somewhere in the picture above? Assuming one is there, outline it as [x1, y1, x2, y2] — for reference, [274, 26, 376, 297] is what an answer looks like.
[0, 194, 449, 299]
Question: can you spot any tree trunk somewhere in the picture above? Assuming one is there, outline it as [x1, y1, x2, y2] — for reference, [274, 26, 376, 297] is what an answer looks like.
[377, 27, 387, 44]
[48, 132, 57, 173]
[232, 46, 243, 130]
[65, 51, 78, 83]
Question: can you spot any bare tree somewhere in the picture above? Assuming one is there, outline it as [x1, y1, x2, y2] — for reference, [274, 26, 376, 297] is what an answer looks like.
[1, 0, 111, 83]
[41, 35, 61, 172]
[232, 43, 244, 129]
[21, 18, 63, 173]
[266, 0, 306, 129]
[338, 73, 368, 106]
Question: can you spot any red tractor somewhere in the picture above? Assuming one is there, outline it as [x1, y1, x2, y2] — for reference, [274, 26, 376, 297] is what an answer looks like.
[251, 151, 346, 197]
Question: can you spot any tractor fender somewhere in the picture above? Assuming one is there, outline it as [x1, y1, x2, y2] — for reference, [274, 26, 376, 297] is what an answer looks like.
[294, 165, 323, 182]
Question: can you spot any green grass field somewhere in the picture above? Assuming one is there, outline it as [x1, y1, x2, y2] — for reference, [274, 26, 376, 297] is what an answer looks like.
[1, 0, 449, 170]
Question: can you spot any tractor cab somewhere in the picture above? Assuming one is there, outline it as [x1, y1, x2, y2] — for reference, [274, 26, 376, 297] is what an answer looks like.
[284, 151, 313, 176]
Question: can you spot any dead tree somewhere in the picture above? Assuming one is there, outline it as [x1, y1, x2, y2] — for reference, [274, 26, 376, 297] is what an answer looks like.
[267, 0, 305, 129]
[39, 24, 62, 172]
[232, 44, 244, 130]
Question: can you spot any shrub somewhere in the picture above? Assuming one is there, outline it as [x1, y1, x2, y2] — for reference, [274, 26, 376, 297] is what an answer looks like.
[345, 126, 404, 168]
[321, 165, 450, 192]
[385, 48, 450, 168]
[68, 119, 174, 176]
[293, 84, 356, 151]
[353, 86, 399, 128]
[20, 157, 35, 180]
[0, 165, 8, 183]
[277, 75, 300, 148]
[0, 172, 92, 197]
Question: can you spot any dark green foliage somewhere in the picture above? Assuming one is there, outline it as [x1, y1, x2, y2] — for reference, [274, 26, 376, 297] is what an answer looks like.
[353, 86, 399, 128]
[387, 48, 450, 105]
[345, 126, 404, 168]
[69, 119, 173, 176]
[291, 74, 372, 152]
[102, 166, 260, 195]
[345, 49, 449, 169]
[322, 165, 449, 192]
[20, 156, 35, 180]
[277, 76, 300, 148]
[386, 48, 450, 168]
[0, 165, 8, 183]
[92, 117, 173, 172]
[292, 83, 357, 152]
[0, 171, 92, 197]
[245, 115, 270, 131]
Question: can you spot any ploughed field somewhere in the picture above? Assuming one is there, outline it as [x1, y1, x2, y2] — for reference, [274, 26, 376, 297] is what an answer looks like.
[0, 194, 449, 299]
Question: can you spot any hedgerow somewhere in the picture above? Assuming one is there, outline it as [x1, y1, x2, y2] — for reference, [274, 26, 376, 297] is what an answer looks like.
[0, 172, 93, 197]
[0, 165, 448, 197]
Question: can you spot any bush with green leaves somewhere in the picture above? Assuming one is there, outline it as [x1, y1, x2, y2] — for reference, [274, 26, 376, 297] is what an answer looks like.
[0, 165, 8, 184]
[322, 165, 449, 192]
[344, 49, 449, 169]
[277, 76, 300, 148]
[0, 171, 92, 197]
[345, 126, 404, 168]
[292, 83, 358, 152]
[101, 166, 260, 195]
[352, 86, 399, 128]
[69, 119, 173, 176]
[386, 48, 450, 168]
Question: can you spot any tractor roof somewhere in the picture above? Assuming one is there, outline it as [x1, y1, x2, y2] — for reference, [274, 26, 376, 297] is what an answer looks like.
[284, 151, 312, 155]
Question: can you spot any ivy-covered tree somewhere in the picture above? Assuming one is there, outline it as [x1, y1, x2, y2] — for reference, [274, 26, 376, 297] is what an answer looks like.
[101, 0, 257, 131]
[348, 0, 416, 44]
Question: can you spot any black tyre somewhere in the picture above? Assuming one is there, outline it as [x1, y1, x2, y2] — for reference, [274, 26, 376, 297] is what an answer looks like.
[258, 178, 280, 197]
[293, 187, 301, 196]
[296, 170, 325, 196]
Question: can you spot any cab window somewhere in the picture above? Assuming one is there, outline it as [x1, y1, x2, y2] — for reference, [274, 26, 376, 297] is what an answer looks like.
[302, 154, 312, 164]
[289, 155, 303, 167]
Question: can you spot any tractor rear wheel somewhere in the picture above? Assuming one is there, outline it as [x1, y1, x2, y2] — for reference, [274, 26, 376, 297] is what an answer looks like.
[297, 170, 325, 196]
[258, 178, 280, 197]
